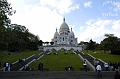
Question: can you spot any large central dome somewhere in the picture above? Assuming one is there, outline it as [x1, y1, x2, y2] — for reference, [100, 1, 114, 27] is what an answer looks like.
[59, 18, 69, 33]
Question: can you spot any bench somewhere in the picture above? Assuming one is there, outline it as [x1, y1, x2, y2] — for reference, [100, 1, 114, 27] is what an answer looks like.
[79, 68, 90, 71]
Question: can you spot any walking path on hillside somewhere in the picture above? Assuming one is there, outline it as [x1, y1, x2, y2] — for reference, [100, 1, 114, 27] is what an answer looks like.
[74, 50, 106, 71]
[10, 53, 44, 71]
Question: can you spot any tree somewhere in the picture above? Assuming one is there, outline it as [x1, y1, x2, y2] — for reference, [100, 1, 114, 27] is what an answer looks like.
[0, 0, 15, 27]
[8, 24, 29, 51]
[0, 0, 15, 51]
[38, 40, 43, 46]
[104, 33, 114, 38]
[45, 41, 49, 45]
[78, 41, 88, 45]
[86, 39, 96, 50]
[100, 34, 120, 55]
[50, 42, 54, 45]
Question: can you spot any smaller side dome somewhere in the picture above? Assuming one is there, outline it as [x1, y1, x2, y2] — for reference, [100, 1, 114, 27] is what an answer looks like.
[54, 28, 59, 37]
[70, 28, 74, 36]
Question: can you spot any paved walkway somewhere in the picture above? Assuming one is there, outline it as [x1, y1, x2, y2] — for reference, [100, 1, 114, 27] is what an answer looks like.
[0, 71, 116, 79]
[11, 53, 44, 71]
[75, 50, 106, 71]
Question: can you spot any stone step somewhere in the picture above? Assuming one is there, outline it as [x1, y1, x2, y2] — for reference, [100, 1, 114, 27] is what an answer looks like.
[0, 71, 116, 79]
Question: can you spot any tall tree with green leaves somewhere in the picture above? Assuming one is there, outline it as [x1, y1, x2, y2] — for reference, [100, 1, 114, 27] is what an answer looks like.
[86, 39, 96, 50]
[0, 0, 15, 27]
[100, 34, 120, 55]
[38, 40, 43, 46]
[50, 42, 54, 45]
[0, 0, 15, 51]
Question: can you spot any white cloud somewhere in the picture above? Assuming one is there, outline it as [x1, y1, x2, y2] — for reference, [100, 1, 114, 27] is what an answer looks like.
[40, 0, 80, 14]
[83, 1, 92, 8]
[8, 0, 80, 42]
[77, 19, 120, 43]
[112, 20, 120, 32]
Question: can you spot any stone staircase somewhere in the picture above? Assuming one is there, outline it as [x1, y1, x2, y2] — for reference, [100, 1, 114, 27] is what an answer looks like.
[74, 50, 106, 71]
[10, 53, 44, 71]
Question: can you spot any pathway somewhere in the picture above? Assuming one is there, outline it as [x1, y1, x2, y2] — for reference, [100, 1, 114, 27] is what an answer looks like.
[11, 53, 44, 71]
[74, 50, 106, 71]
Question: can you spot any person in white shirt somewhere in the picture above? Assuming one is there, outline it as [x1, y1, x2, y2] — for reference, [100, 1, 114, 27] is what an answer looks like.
[104, 62, 109, 71]
[96, 63, 102, 78]
[83, 60, 87, 72]
[5, 62, 9, 71]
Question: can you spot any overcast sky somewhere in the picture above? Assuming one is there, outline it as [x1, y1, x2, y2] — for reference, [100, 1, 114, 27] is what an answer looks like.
[8, 0, 120, 43]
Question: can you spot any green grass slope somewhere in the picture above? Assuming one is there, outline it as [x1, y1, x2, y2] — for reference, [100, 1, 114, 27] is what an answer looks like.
[82, 50, 120, 63]
[30, 50, 84, 71]
[0, 51, 42, 68]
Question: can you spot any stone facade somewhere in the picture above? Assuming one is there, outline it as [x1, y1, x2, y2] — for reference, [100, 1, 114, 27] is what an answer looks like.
[43, 45, 86, 51]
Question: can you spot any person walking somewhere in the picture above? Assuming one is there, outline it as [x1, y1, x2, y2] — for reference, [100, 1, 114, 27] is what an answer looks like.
[93, 59, 98, 72]
[96, 63, 102, 78]
[109, 61, 113, 71]
[8, 63, 11, 72]
[5, 62, 9, 71]
[83, 59, 87, 72]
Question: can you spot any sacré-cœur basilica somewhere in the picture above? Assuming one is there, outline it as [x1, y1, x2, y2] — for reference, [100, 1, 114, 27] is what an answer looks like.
[39, 18, 86, 51]
[52, 18, 77, 46]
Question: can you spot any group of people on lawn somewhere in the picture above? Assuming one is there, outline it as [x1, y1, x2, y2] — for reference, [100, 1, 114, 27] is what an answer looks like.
[64, 66, 74, 71]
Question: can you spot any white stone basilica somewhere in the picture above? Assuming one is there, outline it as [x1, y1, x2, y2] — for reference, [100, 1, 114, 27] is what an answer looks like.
[39, 18, 86, 51]
[52, 18, 77, 46]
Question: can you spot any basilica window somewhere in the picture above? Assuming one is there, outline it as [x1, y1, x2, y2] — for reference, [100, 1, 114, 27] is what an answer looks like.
[63, 38, 64, 41]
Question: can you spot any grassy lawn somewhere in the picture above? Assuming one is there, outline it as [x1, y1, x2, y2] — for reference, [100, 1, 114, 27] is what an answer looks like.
[1, 49, 119, 71]
[81, 50, 120, 63]
[30, 50, 84, 71]
[0, 51, 42, 68]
